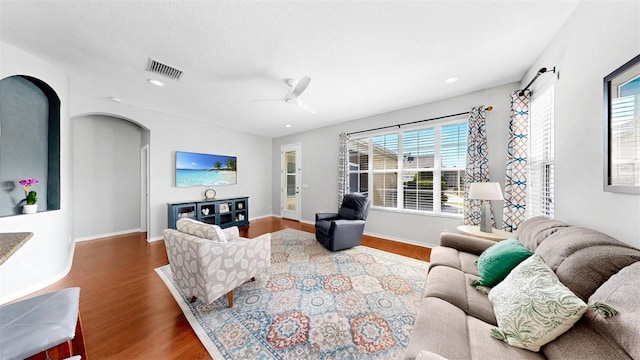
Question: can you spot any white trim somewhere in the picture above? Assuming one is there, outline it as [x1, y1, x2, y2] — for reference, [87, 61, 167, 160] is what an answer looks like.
[280, 143, 302, 221]
[74, 228, 142, 242]
[140, 144, 150, 239]
[289, 217, 438, 249]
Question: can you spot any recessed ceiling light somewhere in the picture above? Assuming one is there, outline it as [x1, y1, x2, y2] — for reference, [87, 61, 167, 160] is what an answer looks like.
[445, 76, 459, 84]
[148, 79, 165, 87]
[285, 124, 292, 128]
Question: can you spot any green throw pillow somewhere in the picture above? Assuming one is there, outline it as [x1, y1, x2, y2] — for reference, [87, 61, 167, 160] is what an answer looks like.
[474, 238, 533, 288]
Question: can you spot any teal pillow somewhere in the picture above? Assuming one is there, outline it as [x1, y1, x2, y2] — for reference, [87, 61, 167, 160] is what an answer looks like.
[474, 238, 533, 288]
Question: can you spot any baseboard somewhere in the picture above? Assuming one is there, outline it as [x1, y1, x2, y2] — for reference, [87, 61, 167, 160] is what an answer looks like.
[272, 216, 437, 248]
[363, 231, 438, 249]
[75, 228, 142, 243]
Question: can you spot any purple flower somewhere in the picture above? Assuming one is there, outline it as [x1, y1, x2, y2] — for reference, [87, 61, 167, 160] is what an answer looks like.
[19, 178, 39, 191]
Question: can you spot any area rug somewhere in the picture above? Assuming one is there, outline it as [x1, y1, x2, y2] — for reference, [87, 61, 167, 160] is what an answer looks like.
[155, 228, 429, 359]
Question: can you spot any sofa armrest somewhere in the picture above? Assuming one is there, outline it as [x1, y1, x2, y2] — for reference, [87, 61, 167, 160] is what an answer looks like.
[316, 212, 339, 222]
[439, 232, 497, 255]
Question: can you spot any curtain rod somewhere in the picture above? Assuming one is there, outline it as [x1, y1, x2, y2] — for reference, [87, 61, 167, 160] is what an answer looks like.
[347, 106, 493, 136]
[518, 67, 556, 96]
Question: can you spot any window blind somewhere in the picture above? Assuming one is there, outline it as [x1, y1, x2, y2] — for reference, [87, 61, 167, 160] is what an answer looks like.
[528, 85, 555, 218]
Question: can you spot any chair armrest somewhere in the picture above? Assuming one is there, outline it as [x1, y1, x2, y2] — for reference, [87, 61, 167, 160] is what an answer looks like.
[439, 232, 496, 255]
[222, 226, 240, 240]
[331, 219, 366, 229]
[316, 212, 339, 221]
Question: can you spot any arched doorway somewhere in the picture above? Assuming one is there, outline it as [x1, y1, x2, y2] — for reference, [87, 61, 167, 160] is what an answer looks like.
[72, 114, 150, 241]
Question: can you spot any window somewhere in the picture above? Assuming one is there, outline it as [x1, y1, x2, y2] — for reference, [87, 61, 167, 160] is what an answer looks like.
[528, 85, 555, 218]
[348, 118, 468, 216]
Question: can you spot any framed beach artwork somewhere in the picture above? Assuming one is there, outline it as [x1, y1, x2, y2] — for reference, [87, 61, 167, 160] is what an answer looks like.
[175, 151, 237, 187]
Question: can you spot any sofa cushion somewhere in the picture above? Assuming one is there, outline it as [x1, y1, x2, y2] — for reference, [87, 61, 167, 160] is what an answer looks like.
[467, 316, 545, 360]
[176, 218, 227, 242]
[515, 216, 570, 251]
[542, 318, 633, 360]
[428, 246, 480, 275]
[403, 297, 544, 360]
[535, 227, 640, 301]
[424, 265, 496, 325]
[475, 238, 533, 287]
[586, 261, 640, 359]
[489, 254, 587, 352]
[403, 297, 472, 360]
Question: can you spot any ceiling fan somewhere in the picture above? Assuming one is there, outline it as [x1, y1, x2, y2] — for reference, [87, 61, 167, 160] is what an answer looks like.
[255, 76, 317, 114]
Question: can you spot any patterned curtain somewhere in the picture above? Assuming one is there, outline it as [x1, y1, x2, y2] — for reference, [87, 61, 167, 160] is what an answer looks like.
[503, 91, 531, 232]
[337, 132, 350, 210]
[463, 106, 494, 226]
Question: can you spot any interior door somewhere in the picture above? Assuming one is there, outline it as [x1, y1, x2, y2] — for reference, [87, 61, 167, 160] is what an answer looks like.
[281, 143, 301, 220]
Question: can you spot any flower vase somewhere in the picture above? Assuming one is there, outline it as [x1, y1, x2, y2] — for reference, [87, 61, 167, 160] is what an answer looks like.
[23, 204, 38, 214]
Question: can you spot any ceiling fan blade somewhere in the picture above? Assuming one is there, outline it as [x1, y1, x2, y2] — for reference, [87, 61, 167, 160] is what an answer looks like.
[297, 98, 317, 114]
[289, 76, 311, 98]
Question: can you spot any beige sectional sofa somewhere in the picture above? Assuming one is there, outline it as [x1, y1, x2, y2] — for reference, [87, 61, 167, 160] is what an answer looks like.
[404, 217, 640, 359]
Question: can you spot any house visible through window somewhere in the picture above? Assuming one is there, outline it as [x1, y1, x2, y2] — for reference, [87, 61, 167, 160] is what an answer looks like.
[528, 85, 555, 218]
[348, 118, 468, 216]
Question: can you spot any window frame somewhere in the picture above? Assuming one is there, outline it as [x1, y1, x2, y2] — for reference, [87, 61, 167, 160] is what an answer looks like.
[348, 116, 468, 218]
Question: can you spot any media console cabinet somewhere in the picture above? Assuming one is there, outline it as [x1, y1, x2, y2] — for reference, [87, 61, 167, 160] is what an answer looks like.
[168, 196, 249, 229]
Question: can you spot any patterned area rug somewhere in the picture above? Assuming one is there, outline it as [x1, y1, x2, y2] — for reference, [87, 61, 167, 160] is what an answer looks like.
[155, 228, 429, 359]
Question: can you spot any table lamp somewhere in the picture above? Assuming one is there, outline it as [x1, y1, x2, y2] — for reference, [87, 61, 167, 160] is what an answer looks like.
[468, 182, 503, 233]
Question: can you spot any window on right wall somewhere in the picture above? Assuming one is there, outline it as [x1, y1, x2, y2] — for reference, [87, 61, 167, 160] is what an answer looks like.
[528, 84, 555, 218]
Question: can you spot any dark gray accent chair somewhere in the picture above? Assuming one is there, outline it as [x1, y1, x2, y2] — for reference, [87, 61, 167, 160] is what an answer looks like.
[315, 193, 372, 251]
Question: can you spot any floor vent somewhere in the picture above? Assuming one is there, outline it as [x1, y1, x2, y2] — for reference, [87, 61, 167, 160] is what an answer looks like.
[146, 58, 183, 81]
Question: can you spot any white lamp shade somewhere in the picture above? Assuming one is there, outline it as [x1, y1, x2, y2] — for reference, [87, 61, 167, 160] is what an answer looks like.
[469, 182, 503, 200]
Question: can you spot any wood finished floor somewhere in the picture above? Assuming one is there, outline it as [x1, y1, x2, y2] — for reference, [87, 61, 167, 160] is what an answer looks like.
[28, 217, 431, 360]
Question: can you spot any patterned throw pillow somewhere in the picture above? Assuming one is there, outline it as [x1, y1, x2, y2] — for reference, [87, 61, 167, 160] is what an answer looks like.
[474, 238, 533, 288]
[176, 218, 227, 243]
[488, 254, 587, 352]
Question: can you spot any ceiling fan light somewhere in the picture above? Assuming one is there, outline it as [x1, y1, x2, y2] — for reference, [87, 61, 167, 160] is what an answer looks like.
[148, 79, 165, 87]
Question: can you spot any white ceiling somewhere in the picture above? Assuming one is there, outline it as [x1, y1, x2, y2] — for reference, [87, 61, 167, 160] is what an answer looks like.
[0, 1, 580, 138]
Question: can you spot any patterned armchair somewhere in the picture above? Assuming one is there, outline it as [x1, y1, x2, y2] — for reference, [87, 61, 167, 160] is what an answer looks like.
[163, 218, 271, 307]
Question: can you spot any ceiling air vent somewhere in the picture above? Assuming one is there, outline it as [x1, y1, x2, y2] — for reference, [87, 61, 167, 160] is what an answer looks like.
[146, 58, 183, 81]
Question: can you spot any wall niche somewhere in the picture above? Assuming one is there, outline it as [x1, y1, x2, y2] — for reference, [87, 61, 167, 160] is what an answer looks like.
[0, 75, 61, 216]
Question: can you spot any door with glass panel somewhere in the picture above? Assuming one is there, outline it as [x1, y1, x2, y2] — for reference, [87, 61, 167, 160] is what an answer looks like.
[281, 144, 301, 220]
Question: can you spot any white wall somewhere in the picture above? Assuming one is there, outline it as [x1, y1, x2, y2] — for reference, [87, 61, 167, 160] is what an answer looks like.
[73, 114, 143, 240]
[0, 42, 74, 304]
[273, 83, 517, 248]
[524, 0, 640, 247]
[70, 96, 274, 241]
[272, 1, 640, 249]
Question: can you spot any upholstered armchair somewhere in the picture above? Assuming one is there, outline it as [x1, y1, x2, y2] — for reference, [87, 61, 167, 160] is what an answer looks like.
[315, 193, 372, 251]
[163, 218, 271, 307]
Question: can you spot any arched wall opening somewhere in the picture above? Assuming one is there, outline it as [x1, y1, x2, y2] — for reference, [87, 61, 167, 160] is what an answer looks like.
[0, 75, 61, 217]
[72, 113, 150, 241]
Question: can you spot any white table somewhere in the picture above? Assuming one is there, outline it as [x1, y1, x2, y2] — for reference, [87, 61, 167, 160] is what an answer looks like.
[457, 225, 513, 241]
